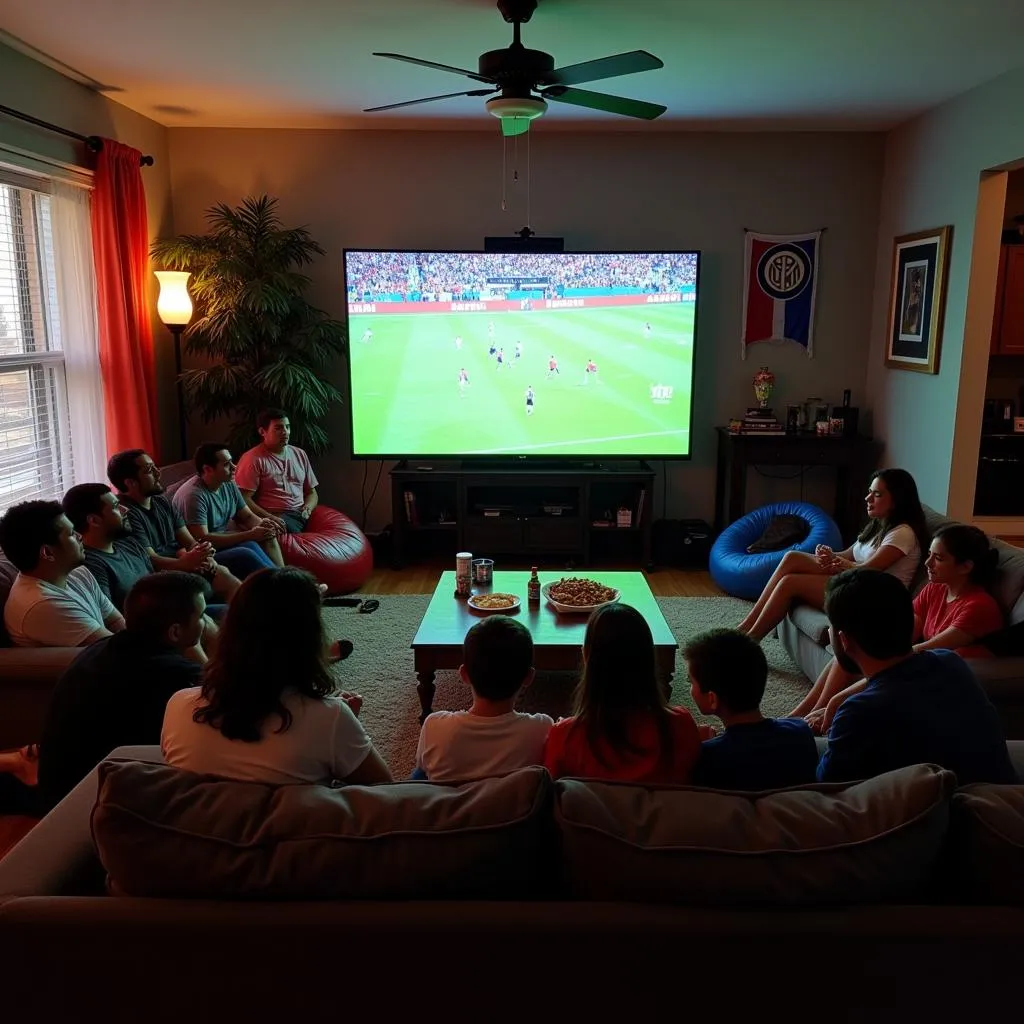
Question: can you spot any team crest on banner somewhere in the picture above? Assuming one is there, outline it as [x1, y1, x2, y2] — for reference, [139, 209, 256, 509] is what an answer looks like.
[741, 230, 821, 358]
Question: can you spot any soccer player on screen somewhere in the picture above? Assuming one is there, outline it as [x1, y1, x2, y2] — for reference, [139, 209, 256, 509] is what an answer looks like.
[546, 355, 559, 378]
[643, 322, 652, 339]
[584, 359, 598, 385]
[496, 347, 505, 371]
[525, 386, 535, 416]
[454, 334, 463, 350]
[514, 340, 522, 362]
[488, 341, 497, 358]
[458, 368, 470, 395]
[360, 326, 373, 344]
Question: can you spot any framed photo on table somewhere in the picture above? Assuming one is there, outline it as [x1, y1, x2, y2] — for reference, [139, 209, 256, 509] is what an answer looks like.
[884, 226, 952, 374]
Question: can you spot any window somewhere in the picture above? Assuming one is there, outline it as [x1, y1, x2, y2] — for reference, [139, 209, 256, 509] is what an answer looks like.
[0, 178, 74, 508]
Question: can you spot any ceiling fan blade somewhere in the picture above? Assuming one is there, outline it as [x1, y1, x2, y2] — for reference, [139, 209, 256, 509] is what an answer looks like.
[371, 52, 494, 85]
[544, 50, 663, 88]
[541, 86, 666, 120]
[364, 88, 497, 113]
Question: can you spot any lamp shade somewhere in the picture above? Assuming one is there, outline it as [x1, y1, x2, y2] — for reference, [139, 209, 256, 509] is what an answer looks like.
[155, 271, 193, 326]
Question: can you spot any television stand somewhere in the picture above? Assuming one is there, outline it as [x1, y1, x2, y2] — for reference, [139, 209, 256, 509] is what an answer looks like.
[390, 460, 655, 569]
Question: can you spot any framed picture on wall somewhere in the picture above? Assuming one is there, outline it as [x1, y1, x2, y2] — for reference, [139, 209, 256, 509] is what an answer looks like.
[884, 226, 952, 374]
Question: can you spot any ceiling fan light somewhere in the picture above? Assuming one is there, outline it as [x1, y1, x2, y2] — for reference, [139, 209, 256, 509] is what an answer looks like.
[485, 95, 547, 130]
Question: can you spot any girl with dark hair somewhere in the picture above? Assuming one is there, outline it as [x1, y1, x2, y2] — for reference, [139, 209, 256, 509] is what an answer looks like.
[161, 567, 392, 785]
[797, 523, 1005, 731]
[738, 468, 928, 642]
[542, 603, 702, 783]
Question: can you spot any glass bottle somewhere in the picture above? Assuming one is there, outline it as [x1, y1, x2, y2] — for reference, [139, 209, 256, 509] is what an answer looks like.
[527, 566, 541, 605]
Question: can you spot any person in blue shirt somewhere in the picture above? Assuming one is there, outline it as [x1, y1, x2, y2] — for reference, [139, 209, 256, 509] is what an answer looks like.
[817, 568, 1016, 784]
[687, 628, 819, 790]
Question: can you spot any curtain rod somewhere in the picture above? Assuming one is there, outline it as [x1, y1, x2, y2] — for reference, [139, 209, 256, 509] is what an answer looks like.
[0, 104, 154, 166]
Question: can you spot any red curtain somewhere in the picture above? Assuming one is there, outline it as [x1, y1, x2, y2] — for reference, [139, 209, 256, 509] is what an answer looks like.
[91, 139, 160, 460]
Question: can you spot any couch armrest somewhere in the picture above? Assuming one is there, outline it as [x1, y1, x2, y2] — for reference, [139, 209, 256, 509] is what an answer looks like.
[0, 647, 80, 749]
[0, 645, 80, 679]
[0, 746, 162, 903]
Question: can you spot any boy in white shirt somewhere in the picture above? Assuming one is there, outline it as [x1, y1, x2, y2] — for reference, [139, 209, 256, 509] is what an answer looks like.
[415, 615, 552, 782]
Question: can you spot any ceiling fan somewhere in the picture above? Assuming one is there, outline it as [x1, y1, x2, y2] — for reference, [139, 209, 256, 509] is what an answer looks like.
[364, 0, 667, 135]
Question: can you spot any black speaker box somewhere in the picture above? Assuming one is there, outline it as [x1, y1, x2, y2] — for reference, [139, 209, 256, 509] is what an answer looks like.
[652, 518, 713, 568]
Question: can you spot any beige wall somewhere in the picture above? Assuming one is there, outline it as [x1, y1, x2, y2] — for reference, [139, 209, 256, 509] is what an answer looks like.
[168, 127, 884, 530]
[864, 63, 1024, 519]
[0, 42, 177, 461]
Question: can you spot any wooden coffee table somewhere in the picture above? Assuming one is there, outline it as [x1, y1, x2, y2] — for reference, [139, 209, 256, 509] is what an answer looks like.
[411, 570, 678, 720]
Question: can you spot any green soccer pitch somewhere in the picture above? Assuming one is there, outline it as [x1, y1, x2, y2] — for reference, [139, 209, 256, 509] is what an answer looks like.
[348, 302, 695, 457]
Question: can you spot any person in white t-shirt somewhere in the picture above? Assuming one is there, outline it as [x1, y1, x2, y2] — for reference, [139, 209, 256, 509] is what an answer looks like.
[161, 567, 392, 786]
[414, 615, 552, 782]
[738, 469, 927, 643]
[0, 499, 124, 648]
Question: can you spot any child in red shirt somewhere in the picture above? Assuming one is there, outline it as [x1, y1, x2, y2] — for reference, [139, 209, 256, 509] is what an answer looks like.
[543, 603, 701, 784]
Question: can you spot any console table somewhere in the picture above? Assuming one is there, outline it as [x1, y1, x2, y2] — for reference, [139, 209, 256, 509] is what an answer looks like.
[714, 428, 883, 540]
[391, 461, 655, 568]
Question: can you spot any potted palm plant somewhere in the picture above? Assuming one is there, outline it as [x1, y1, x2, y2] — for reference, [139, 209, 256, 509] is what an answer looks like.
[151, 195, 346, 454]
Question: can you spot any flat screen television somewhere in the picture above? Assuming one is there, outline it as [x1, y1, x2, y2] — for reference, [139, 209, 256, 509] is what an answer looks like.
[342, 249, 700, 460]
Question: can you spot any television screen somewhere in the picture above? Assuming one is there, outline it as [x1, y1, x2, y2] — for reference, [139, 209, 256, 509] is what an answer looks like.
[343, 250, 699, 460]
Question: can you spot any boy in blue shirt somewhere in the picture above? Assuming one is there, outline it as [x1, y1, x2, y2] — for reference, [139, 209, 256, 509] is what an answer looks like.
[818, 568, 1016, 784]
[687, 628, 818, 790]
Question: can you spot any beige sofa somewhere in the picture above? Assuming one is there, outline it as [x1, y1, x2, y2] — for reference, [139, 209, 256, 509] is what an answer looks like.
[1, 745, 1023, 1019]
[779, 506, 1024, 737]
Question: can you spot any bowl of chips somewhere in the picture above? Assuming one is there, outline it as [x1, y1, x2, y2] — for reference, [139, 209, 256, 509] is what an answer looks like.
[467, 592, 521, 614]
[541, 577, 620, 614]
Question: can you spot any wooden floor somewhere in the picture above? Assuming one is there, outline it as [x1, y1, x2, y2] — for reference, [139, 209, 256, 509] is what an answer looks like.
[361, 560, 723, 597]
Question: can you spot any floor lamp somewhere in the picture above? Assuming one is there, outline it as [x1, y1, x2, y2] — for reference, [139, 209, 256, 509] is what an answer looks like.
[154, 271, 193, 460]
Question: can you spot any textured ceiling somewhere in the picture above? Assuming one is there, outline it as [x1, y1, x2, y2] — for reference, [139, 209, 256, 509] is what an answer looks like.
[3, 0, 1024, 131]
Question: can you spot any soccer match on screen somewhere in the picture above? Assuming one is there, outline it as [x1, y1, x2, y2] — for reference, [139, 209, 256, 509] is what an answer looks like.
[343, 250, 699, 459]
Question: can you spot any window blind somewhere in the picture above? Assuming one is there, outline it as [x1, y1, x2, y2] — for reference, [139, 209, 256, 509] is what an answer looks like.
[0, 179, 73, 508]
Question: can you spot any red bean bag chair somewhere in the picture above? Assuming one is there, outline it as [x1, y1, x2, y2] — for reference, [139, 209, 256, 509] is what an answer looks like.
[279, 506, 373, 595]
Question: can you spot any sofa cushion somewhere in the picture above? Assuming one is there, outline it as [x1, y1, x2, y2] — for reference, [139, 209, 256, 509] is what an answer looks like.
[92, 760, 553, 900]
[554, 764, 954, 905]
[789, 602, 831, 646]
[950, 784, 1024, 904]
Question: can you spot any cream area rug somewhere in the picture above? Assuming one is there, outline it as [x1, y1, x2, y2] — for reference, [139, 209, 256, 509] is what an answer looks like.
[322, 595, 809, 779]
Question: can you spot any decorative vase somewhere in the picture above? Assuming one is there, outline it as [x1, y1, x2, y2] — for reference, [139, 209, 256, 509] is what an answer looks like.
[752, 366, 776, 408]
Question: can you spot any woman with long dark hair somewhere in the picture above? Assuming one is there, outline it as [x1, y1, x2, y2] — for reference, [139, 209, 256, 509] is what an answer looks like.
[796, 523, 1004, 730]
[738, 468, 929, 642]
[161, 567, 392, 785]
[543, 603, 702, 784]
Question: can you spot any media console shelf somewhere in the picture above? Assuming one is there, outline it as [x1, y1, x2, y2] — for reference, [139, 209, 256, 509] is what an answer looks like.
[390, 461, 656, 569]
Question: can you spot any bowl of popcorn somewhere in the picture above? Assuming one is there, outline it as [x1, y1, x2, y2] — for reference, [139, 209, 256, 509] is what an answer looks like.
[541, 577, 621, 614]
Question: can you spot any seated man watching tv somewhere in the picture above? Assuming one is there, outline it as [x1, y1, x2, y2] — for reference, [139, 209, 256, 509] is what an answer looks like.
[34, 572, 208, 814]
[817, 568, 1016, 785]
[0, 500, 124, 648]
[62, 483, 218, 662]
[107, 448, 240, 601]
[171, 443, 284, 578]
[235, 408, 319, 534]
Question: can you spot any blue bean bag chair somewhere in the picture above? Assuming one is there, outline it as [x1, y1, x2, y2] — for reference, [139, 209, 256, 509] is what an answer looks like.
[710, 501, 843, 601]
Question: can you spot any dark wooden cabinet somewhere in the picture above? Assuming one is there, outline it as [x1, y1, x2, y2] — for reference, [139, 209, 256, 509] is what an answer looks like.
[391, 461, 655, 569]
[714, 428, 882, 540]
[991, 245, 1024, 355]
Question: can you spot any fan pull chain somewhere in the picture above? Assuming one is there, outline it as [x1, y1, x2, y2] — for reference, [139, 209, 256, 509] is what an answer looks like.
[513, 130, 519, 182]
[526, 127, 531, 230]
[501, 133, 507, 211]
